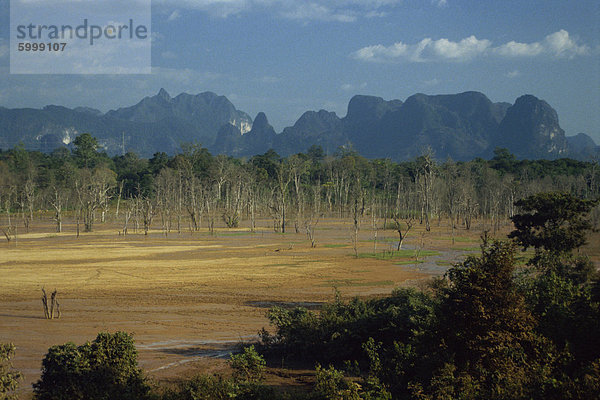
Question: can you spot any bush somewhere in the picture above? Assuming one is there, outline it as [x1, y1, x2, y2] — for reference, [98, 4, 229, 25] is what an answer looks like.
[0, 343, 22, 400]
[260, 288, 435, 365]
[163, 375, 239, 400]
[229, 345, 266, 384]
[33, 332, 153, 400]
[163, 374, 279, 400]
[312, 364, 362, 400]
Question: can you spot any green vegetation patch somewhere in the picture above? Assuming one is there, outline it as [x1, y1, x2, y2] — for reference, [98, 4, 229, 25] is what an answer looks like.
[364, 237, 399, 243]
[219, 231, 254, 237]
[454, 246, 481, 252]
[270, 263, 303, 268]
[395, 260, 425, 266]
[439, 236, 479, 243]
[323, 243, 350, 248]
[358, 249, 439, 260]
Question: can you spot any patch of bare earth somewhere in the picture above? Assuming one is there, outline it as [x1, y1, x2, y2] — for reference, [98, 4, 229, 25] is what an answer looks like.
[1, 217, 597, 397]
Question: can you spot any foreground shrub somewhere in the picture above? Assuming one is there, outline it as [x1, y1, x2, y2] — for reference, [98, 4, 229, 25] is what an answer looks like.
[33, 332, 153, 400]
[163, 374, 279, 400]
[260, 288, 435, 365]
[230, 345, 266, 383]
[0, 343, 22, 400]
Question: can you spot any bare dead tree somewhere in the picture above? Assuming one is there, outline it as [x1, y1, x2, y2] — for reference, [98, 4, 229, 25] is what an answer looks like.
[1, 226, 15, 243]
[276, 160, 292, 233]
[244, 168, 258, 233]
[75, 167, 116, 232]
[392, 214, 414, 251]
[122, 205, 132, 235]
[352, 196, 361, 258]
[41, 288, 60, 319]
[1, 189, 16, 242]
[204, 184, 218, 236]
[142, 197, 154, 235]
[49, 185, 68, 233]
[304, 181, 322, 248]
[154, 168, 177, 236]
[288, 155, 309, 233]
[22, 177, 36, 231]
[416, 149, 436, 232]
[115, 180, 124, 219]
[222, 165, 244, 228]
[414, 231, 427, 262]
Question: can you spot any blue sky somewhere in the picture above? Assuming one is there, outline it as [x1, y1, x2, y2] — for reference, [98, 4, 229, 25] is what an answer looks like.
[1, 0, 599, 142]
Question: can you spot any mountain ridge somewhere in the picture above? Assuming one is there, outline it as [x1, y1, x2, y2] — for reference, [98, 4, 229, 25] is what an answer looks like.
[0, 89, 596, 161]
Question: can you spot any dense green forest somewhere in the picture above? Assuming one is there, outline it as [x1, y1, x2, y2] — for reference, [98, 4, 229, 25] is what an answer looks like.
[1, 134, 598, 239]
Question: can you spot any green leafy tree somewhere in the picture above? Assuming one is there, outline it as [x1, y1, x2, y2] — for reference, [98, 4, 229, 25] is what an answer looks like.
[229, 345, 266, 384]
[415, 242, 553, 400]
[33, 332, 152, 400]
[313, 364, 362, 400]
[0, 343, 22, 400]
[509, 192, 598, 254]
[73, 133, 99, 168]
[510, 192, 600, 398]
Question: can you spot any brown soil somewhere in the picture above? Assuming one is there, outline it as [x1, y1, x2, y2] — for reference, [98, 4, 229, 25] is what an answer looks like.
[1, 216, 597, 398]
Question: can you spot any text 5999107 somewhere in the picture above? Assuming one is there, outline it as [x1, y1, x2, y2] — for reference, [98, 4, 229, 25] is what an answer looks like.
[17, 42, 67, 52]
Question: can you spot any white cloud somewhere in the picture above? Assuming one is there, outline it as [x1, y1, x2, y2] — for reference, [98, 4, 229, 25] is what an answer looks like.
[494, 30, 588, 58]
[544, 30, 589, 57]
[153, 0, 414, 22]
[433, 0, 447, 7]
[280, 3, 356, 22]
[365, 10, 387, 18]
[341, 82, 367, 91]
[494, 41, 544, 57]
[354, 30, 591, 63]
[167, 9, 181, 21]
[422, 36, 491, 60]
[505, 70, 520, 78]
[353, 35, 491, 63]
[423, 78, 439, 86]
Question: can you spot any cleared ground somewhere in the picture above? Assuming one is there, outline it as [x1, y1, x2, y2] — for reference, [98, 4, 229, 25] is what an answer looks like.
[1, 216, 598, 397]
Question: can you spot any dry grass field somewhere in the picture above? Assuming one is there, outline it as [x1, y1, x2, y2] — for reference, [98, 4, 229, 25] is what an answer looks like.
[1, 215, 598, 397]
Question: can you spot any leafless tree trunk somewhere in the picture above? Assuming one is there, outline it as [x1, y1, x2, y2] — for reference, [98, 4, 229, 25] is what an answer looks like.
[417, 149, 435, 232]
[41, 288, 60, 319]
[352, 196, 361, 258]
[49, 186, 66, 233]
[276, 161, 292, 233]
[393, 215, 414, 251]
[115, 180, 124, 219]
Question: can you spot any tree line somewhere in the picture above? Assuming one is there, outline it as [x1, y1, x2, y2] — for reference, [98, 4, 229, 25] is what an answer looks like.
[1, 135, 599, 240]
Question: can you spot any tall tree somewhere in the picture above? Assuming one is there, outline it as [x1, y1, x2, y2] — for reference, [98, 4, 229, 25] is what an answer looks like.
[73, 133, 99, 169]
[509, 192, 599, 254]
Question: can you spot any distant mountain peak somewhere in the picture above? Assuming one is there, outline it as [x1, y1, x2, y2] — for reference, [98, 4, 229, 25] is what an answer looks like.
[157, 88, 171, 102]
[497, 94, 567, 158]
[253, 112, 270, 129]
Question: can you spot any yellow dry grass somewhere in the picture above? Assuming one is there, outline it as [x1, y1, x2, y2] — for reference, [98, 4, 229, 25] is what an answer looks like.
[1, 216, 597, 398]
